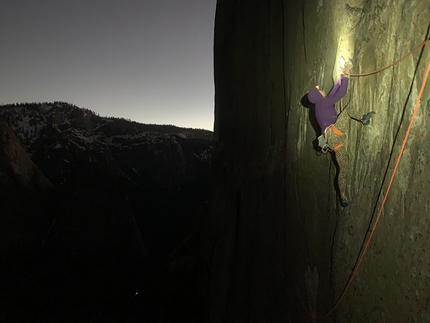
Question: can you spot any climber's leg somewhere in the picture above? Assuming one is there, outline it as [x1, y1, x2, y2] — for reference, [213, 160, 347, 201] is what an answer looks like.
[335, 145, 349, 206]
[346, 110, 363, 121]
[339, 107, 376, 126]
[334, 109, 350, 133]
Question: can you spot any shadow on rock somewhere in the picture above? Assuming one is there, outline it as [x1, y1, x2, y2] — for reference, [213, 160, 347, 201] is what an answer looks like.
[301, 94, 323, 154]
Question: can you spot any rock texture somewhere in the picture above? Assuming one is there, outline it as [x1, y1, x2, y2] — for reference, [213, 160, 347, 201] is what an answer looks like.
[0, 102, 212, 189]
[207, 0, 430, 322]
[0, 115, 54, 255]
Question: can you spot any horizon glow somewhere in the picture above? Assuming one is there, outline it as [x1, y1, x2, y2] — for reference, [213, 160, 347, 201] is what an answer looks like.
[0, 0, 216, 131]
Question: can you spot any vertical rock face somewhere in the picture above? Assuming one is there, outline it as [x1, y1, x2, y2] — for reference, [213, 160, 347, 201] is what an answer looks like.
[0, 115, 54, 255]
[206, 0, 289, 322]
[0, 116, 53, 190]
[208, 0, 430, 322]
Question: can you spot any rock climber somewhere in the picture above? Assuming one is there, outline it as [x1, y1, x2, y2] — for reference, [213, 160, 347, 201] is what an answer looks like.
[307, 61, 375, 207]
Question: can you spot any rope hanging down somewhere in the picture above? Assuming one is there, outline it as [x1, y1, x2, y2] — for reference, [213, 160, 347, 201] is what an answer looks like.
[315, 59, 430, 321]
[290, 37, 430, 321]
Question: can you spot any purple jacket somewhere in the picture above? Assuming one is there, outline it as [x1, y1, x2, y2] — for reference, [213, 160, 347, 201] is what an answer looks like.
[308, 75, 349, 133]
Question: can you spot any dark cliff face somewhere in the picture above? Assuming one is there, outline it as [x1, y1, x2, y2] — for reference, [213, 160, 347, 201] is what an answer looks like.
[0, 102, 211, 189]
[207, 0, 430, 322]
[0, 103, 212, 322]
[0, 115, 54, 255]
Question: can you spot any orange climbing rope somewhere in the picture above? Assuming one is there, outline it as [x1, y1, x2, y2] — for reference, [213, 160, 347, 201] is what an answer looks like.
[316, 59, 430, 321]
[350, 38, 429, 77]
[289, 37, 430, 321]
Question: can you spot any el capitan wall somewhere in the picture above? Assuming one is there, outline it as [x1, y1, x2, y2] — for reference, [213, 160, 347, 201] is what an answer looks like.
[206, 0, 430, 322]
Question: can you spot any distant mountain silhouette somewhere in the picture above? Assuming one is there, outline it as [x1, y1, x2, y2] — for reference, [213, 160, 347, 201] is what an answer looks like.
[0, 102, 212, 322]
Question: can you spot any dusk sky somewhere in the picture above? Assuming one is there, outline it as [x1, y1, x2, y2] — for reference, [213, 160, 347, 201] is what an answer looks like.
[0, 0, 216, 130]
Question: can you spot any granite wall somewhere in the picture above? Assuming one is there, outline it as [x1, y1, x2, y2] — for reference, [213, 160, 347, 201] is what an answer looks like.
[206, 0, 430, 322]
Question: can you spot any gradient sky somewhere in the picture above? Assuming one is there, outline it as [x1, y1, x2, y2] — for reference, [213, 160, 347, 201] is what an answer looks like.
[0, 0, 216, 130]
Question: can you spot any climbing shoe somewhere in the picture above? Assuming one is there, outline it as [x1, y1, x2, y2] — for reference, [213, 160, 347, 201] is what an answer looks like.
[341, 198, 349, 207]
[361, 111, 376, 125]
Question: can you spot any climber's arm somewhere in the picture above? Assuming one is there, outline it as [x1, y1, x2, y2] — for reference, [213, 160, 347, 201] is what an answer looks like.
[328, 77, 342, 96]
[327, 75, 349, 104]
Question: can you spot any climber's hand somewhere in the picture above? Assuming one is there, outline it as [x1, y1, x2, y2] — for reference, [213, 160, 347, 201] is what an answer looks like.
[342, 62, 352, 76]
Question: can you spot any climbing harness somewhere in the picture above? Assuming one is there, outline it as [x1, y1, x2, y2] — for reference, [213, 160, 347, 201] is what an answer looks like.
[288, 36, 430, 321]
[319, 124, 345, 153]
